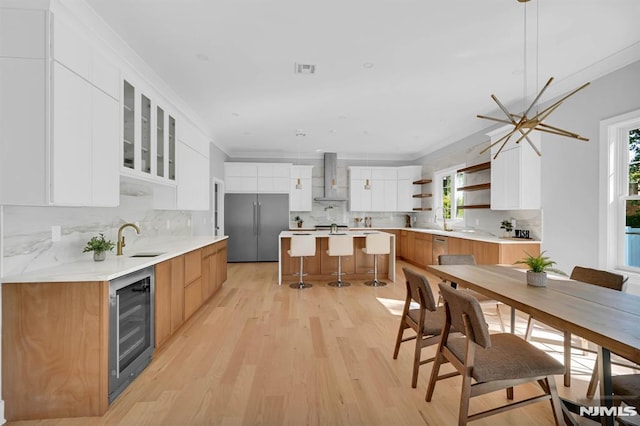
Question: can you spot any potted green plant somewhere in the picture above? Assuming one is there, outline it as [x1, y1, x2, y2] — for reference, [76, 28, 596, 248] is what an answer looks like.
[514, 251, 565, 287]
[83, 232, 115, 261]
[294, 216, 304, 228]
[500, 219, 513, 237]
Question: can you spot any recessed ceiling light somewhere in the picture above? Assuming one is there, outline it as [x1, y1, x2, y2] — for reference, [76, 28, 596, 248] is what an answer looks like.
[196, 53, 209, 61]
[363, 62, 374, 69]
[231, 112, 240, 117]
[295, 129, 306, 137]
[338, 115, 348, 120]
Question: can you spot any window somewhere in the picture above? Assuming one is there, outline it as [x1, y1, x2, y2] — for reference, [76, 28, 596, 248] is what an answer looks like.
[600, 110, 640, 272]
[624, 127, 640, 267]
[434, 165, 464, 223]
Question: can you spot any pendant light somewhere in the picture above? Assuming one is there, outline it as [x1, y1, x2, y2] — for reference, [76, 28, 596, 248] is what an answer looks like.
[477, 0, 589, 159]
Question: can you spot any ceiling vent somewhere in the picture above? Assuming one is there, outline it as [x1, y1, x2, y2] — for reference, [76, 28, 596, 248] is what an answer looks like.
[294, 63, 317, 74]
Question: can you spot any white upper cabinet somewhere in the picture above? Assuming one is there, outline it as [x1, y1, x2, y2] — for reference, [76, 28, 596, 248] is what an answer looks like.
[489, 126, 541, 210]
[289, 165, 313, 211]
[224, 163, 291, 193]
[349, 166, 420, 212]
[0, 7, 119, 206]
[370, 168, 398, 212]
[121, 77, 181, 186]
[397, 166, 422, 212]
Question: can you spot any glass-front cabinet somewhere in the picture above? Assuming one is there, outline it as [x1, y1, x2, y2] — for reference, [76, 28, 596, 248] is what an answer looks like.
[156, 106, 165, 178]
[141, 94, 151, 174]
[121, 79, 176, 183]
[123, 81, 135, 170]
[168, 115, 176, 181]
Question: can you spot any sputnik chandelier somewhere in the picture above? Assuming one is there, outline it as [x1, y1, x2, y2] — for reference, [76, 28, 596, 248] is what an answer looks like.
[477, 0, 590, 159]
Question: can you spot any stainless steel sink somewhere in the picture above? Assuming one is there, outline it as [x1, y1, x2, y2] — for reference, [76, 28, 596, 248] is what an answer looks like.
[129, 252, 165, 258]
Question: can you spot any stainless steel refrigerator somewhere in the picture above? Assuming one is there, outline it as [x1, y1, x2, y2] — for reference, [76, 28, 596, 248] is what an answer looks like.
[225, 193, 289, 262]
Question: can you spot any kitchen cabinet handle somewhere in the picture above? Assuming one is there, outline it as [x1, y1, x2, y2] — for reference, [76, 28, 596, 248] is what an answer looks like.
[257, 202, 261, 235]
[253, 202, 257, 235]
[115, 294, 120, 379]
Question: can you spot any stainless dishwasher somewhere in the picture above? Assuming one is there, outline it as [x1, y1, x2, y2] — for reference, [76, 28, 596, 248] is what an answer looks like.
[432, 235, 449, 264]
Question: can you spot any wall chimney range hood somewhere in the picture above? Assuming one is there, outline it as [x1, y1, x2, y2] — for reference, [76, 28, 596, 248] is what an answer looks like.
[314, 153, 347, 201]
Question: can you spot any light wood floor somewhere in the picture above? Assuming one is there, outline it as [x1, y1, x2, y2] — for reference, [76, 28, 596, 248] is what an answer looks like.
[7, 260, 631, 425]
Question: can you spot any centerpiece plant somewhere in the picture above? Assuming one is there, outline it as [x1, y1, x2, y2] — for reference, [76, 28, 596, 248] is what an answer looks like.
[515, 251, 565, 287]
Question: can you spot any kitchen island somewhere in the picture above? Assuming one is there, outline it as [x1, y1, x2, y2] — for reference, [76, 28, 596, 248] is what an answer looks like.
[278, 230, 396, 285]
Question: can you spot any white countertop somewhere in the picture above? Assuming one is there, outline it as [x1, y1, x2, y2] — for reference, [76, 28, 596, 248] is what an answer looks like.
[2, 236, 228, 284]
[284, 227, 538, 245]
[280, 230, 393, 238]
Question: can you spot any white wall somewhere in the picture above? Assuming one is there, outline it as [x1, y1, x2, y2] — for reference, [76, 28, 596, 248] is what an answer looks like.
[542, 60, 640, 273]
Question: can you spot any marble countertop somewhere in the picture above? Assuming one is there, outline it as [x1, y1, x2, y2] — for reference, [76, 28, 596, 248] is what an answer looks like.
[2, 236, 228, 284]
[285, 227, 539, 245]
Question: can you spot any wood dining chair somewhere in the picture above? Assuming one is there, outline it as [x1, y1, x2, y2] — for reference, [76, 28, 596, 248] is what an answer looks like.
[393, 267, 450, 388]
[438, 254, 506, 332]
[612, 373, 640, 422]
[426, 282, 565, 425]
[525, 266, 627, 391]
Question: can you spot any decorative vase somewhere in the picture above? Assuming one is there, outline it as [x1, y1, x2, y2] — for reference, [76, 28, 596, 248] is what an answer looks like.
[93, 251, 107, 262]
[526, 270, 547, 287]
[297, 222, 303, 228]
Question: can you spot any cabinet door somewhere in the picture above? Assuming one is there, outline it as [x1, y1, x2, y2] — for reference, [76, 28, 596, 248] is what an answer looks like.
[371, 179, 397, 212]
[51, 62, 92, 205]
[184, 278, 203, 320]
[170, 256, 185, 333]
[154, 260, 172, 349]
[349, 180, 372, 211]
[216, 242, 227, 286]
[224, 163, 257, 193]
[0, 58, 47, 205]
[176, 143, 209, 210]
[91, 87, 119, 206]
[471, 241, 500, 264]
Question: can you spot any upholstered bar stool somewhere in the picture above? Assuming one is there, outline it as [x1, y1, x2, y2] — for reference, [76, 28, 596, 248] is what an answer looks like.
[288, 235, 316, 289]
[362, 233, 390, 287]
[327, 235, 353, 288]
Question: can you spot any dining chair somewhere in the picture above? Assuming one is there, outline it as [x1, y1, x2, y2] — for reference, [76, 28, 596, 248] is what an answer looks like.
[612, 373, 640, 421]
[393, 267, 450, 388]
[426, 282, 565, 425]
[437, 254, 506, 332]
[525, 266, 627, 390]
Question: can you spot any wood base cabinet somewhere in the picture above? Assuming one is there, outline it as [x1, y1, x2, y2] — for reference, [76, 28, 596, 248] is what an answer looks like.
[2, 281, 110, 420]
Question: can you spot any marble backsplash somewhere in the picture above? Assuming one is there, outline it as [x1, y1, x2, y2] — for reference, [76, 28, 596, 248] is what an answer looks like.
[1, 193, 193, 278]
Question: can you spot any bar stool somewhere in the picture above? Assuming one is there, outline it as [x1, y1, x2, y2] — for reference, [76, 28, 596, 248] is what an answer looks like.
[288, 235, 316, 289]
[362, 233, 390, 287]
[327, 235, 353, 288]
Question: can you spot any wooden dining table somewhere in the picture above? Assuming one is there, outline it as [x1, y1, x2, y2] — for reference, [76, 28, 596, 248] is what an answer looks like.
[426, 264, 640, 426]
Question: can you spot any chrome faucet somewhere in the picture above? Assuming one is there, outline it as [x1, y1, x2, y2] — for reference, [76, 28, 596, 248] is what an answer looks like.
[434, 206, 452, 231]
[116, 223, 141, 255]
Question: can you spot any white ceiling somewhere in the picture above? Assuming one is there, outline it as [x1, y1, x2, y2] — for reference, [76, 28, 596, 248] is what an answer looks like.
[83, 0, 640, 160]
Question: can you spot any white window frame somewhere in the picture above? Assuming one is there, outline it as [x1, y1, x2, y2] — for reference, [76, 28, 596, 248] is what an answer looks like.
[434, 164, 465, 226]
[599, 109, 640, 273]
